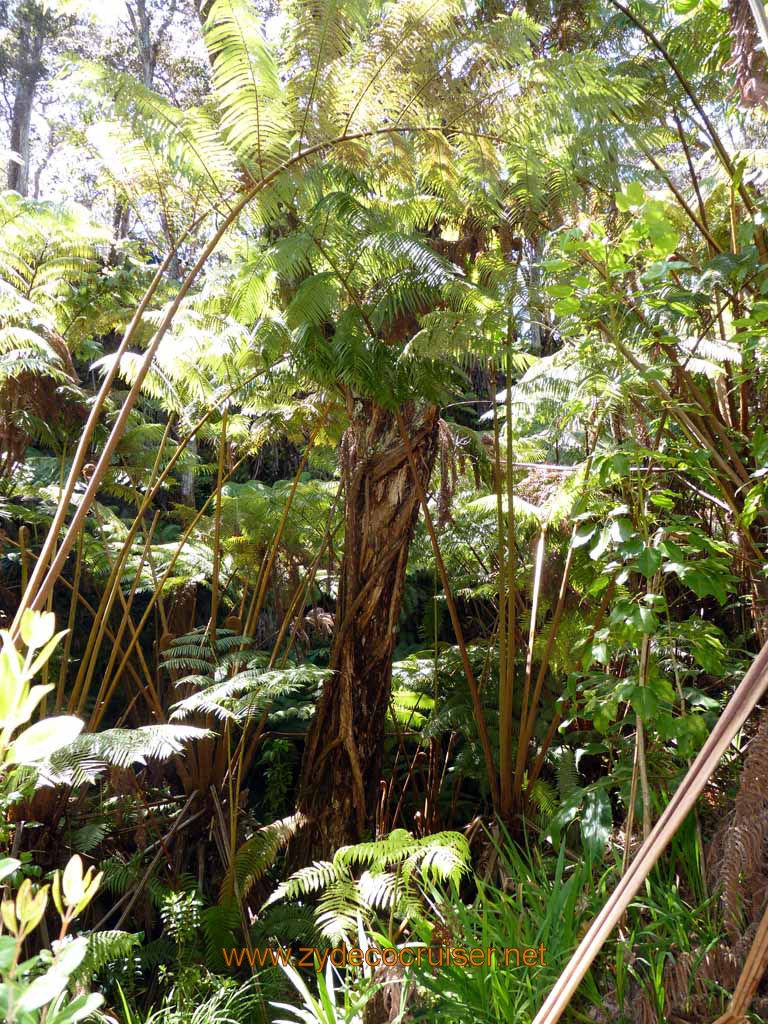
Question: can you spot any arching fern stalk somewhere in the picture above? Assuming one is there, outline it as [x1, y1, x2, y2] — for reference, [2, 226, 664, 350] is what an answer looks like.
[11, 0, 504, 631]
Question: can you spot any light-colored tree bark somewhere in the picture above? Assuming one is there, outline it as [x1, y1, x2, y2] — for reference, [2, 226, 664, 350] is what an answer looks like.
[6, 2, 49, 195]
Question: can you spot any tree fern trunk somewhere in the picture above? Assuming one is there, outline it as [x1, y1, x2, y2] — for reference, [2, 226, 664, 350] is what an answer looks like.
[293, 398, 438, 862]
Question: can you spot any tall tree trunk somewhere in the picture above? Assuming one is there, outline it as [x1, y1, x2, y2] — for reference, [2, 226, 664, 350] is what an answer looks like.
[292, 398, 439, 863]
[180, 433, 197, 505]
[6, 2, 48, 195]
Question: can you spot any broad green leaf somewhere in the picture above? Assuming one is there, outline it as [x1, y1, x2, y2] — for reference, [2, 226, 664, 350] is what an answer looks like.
[589, 527, 612, 560]
[610, 517, 633, 543]
[616, 181, 645, 211]
[634, 605, 658, 633]
[626, 181, 645, 205]
[593, 699, 618, 733]
[636, 546, 661, 578]
[62, 855, 85, 908]
[0, 934, 16, 971]
[649, 676, 676, 705]
[690, 634, 726, 673]
[630, 686, 658, 718]
[573, 523, 596, 547]
[547, 788, 585, 846]
[19, 610, 56, 651]
[674, 714, 709, 758]
[50, 991, 105, 1024]
[6, 716, 84, 765]
[553, 297, 579, 316]
[580, 788, 612, 857]
[590, 641, 609, 665]
[28, 631, 69, 679]
[55, 935, 89, 975]
[0, 858, 20, 884]
[16, 967, 68, 1012]
[0, 647, 26, 720]
[15, 684, 55, 731]
[684, 566, 729, 604]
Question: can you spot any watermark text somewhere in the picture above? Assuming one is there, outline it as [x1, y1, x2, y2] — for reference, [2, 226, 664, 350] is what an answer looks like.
[221, 943, 547, 970]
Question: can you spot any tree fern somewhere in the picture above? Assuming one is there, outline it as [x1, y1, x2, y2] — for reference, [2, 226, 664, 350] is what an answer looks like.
[78, 62, 235, 205]
[70, 821, 112, 855]
[557, 748, 579, 802]
[171, 663, 328, 725]
[266, 829, 470, 943]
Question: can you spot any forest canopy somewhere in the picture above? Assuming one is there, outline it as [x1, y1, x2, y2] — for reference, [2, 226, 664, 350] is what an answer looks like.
[2, 1, 768, 1022]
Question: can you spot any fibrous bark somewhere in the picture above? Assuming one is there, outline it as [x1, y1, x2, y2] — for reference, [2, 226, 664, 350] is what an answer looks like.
[293, 398, 439, 863]
[728, 0, 768, 107]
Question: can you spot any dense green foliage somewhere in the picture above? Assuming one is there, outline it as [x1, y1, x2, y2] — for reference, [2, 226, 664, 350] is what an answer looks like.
[3, 0, 768, 1021]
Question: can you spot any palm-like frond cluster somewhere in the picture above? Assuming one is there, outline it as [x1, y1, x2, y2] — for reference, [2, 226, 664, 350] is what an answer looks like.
[65, 0, 642, 425]
[265, 828, 470, 942]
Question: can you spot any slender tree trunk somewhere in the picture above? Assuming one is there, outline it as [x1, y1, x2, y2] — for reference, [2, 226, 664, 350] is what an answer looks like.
[6, 3, 47, 196]
[127, 0, 157, 88]
[292, 398, 439, 863]
[180, 434, 197, 505]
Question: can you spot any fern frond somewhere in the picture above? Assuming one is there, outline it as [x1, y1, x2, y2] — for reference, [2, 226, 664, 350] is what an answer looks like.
[40, 725, 211, 786]
[264, 861, 338, 907]
[222, 813, 304, 902]
[77, 930, 141, 980]
[204, 0, 291, 178]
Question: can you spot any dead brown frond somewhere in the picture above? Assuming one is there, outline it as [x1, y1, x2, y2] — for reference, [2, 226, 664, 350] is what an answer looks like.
[720, 707, 768, 939]
[628, 708, 768, 1024]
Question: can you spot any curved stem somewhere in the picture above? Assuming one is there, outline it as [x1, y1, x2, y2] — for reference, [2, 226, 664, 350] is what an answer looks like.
[11, 123, 495, 640]
[608, 0, 755, 213]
